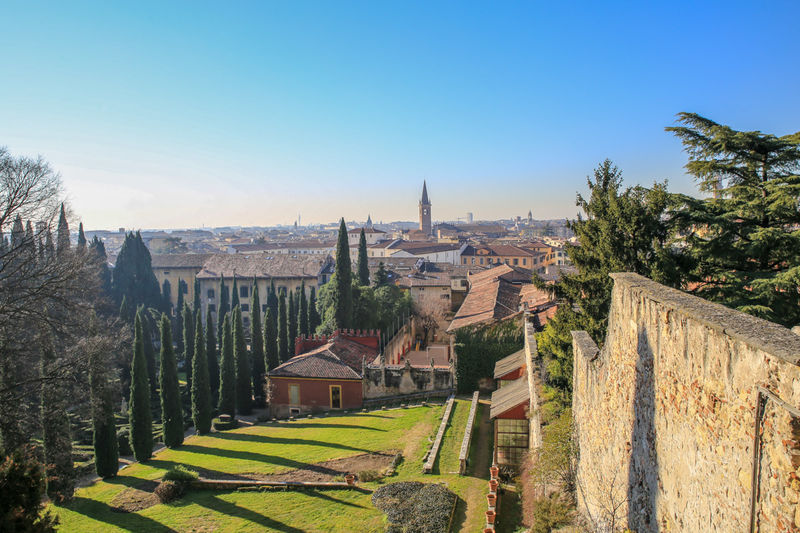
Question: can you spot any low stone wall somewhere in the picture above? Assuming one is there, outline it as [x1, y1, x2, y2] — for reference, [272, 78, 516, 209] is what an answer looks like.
[423, 395, 455, 474]
[459, 391, 480, 474]
[573, 272, 800, 533]
[363, 360, 454, 399]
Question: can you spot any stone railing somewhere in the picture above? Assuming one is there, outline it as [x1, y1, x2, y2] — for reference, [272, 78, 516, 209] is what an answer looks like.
[458, 391, 480, 474]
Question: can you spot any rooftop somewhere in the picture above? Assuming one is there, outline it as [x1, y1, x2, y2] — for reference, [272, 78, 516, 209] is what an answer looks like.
[490, 378, 530, 419]
[196, 254, 332, 280]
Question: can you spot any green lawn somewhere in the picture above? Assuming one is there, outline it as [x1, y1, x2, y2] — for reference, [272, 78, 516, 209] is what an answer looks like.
[54, 400, 490, 532]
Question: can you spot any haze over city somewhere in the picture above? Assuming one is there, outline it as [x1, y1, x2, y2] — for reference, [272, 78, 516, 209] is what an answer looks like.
[2, 1, 799, 229]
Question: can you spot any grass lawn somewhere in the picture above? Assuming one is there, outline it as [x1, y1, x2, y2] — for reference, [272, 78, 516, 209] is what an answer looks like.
[53, 398, 491, 532]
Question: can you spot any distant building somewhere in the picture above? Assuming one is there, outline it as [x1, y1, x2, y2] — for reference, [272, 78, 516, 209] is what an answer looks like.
[467, 212, 474, 224]
[419, 181, 432, 235]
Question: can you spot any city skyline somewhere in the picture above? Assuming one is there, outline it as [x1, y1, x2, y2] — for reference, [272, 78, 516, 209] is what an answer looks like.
[2, 1, 799, 229]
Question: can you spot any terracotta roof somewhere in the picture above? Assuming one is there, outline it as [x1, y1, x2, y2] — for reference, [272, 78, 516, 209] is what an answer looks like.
[468, 264, 532, 285]
[494, 349, 526, 379]
[519, 285, 553, 309]
[447, 272, 522, 332]
[397, 273, 452, 288]
[268, 335, 377, 379]
[151, 253, 214, 268]
[348, 227, 386, 234]
[490, 378, 530, 419]
[196, 254, 331, 280]
[461, 244, 538, 257]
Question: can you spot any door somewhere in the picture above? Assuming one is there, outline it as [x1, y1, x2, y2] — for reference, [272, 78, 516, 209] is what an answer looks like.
[289, 384, 300, 406]
[330, 385, 341, 409]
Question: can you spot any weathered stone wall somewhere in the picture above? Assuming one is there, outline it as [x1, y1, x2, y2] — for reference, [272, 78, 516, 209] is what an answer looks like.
[524, 318, 543, 449]
[573, 272, 800, 533]
[363, 360, 453, 399]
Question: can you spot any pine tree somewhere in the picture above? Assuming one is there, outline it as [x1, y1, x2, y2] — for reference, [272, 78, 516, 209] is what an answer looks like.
[231, 277, 240, 309]
[278, 293, 288, 363]
[250, 283, 265, 404]
[41, 336, 74, 501]
[56, 203, 70, 255]
[374, 262, 389, 287]
[232, 307, 252, 415]
[77, 222, 87, 251]
[206, 309, 220, 406]
[129, 314, 153, 462]
[287, 291, 297, 357]
[357, 228, 369, 286]
[217, 278, 229, 346]
[667, 112, 800, 326]
[191, 310, 212, 434]
[308, 286, 321, 333]
[182, 303, 195, 392]
[333, 218, 353, 328]
[88, 315, 118, 478]
[138, 307, 158, 395]
[264, 308, 280, 370]
[298, 281, 309, 337]
[158, 314, 183, 448]
[218, 313, 236, 417]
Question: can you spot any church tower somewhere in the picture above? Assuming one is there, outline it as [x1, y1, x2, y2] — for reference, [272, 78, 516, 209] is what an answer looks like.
[419, 181, 432, 235]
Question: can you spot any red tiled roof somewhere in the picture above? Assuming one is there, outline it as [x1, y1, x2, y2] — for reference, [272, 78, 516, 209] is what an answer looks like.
[268, 335, 378, 379]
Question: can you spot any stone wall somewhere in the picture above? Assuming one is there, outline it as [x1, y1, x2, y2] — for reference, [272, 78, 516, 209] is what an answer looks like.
[363, 359, 453, 399]
[573, 272, 800, 533]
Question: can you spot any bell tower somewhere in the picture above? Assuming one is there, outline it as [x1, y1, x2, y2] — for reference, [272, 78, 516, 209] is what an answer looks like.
[419, 181, 432, 235]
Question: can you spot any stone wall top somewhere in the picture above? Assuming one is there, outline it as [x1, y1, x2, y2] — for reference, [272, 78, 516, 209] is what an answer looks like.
[571, 330, 598, 361]
[610, 272, 800, 366]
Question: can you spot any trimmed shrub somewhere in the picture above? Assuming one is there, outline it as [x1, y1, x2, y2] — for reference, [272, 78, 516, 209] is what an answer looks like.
[372, 482, 456, 533]
[117, 429, 133, 456]
[212, 417, 238, 431]
[154, 480, 184, 503]
[357, 470, 381, 482]
[163, 465, 198, 482]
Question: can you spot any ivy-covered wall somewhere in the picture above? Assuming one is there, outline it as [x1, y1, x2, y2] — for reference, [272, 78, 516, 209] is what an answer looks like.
[454, 318, 524, 394]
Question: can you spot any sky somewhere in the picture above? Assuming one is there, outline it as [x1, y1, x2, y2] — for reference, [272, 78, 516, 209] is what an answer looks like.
[1, 1, 799, 230]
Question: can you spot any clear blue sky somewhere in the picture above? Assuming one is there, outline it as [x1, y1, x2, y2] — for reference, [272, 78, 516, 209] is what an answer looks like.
[2, 1, 798, 230]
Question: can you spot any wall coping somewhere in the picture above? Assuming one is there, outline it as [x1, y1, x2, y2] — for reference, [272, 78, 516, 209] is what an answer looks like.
[571, 331, 599, 361]
[610, 272, 800, 366]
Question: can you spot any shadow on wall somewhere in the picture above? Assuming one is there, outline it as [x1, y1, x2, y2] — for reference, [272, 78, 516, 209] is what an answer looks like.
[628, 326, 659, 531]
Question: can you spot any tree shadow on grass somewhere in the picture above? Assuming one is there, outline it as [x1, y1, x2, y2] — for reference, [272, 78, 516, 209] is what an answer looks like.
[103, 475, 159, 491]
[194, 493, 306, 533]
[176, 444, 344, 475]
[303, 489, 368, 509]
[270, 422, 386, 431]
[449, 495, 467, 532]
[211, 432, 372, 453]
[64, 497, 175, 532]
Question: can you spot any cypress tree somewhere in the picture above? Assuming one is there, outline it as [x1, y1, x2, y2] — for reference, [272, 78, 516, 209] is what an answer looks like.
[89, 236, 112, 299]
[77, 222, 87, 251]
[161, 279, 172, 316]
[264, 308, 280, 370]
[333, 218, 353, 328]
[357, 228, 369, 286]
[44, 229, 55, 260]
[374, 262, 389, 287]
[159, 314, 183, 448]
[119, 295, 132, 323]
[193, 279, 201, 312]
[89, 315, 118, 478]
[182, 303, 194, 392]
[233, 306, 252, 415]
[267, 280, 278, 317]
[231, 277, 240, 309]
[278, 293, 288, 363]
[218, 313, 236, 417]
[192, 310, 212, 434]
[298, 282, 309, 337]
[288, 291, 297, 357]
[175, 279, 185, 354]
[41, 336, 74, 502]
[111, 231, 161, 309]
[217, 278, 229, 346]
[308, 286, 321, 334]
[129, 314, 153, 462]
[138, 307, 158, 396]
[250, 283, 265, 404]
[206, 308, 220, 406]
[56, 203, 70, 255]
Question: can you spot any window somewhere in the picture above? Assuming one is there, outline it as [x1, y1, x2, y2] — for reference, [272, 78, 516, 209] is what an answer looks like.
[441, 294, 450, 299]
[163, 271, 170, 275]
[471, 258, 475, 265]
[208, 304, 216, 313]
[207, 289, 215, 299]
[241, 303, 250, 312]
[479, 258, 484, 265]
[330, 385, 341, 409]
[240, 286, 249, 298]
[289, 384, 300, 405]
[513, 258, 519, 265]
[522, 258, 527, 265]
[495, 418, 529, 466]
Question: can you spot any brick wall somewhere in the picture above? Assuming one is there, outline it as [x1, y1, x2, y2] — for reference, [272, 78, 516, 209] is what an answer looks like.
[572, 272, 800, 532]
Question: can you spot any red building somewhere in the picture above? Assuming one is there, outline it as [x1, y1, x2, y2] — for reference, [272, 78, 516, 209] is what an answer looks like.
[267, 330, 379, 417]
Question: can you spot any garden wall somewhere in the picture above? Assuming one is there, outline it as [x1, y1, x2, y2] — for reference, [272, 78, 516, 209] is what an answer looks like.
[572, 272, 800, 532]
[363, 359, 453, 399]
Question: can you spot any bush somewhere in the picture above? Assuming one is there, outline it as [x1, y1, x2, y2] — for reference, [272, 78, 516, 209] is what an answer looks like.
[154, 480, 184, 503]
[530, 493, 573, 533]
[358, 470, 381, 482]
[162, 465, 198, 482]
[0, 447, 59, 532]
[372, 482, 456, 533]
[117, 428, 133, 456]
[212, 417, 238, 431]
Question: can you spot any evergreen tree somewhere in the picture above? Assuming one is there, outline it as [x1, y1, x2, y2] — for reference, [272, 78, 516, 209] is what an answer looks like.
[232, 307, 252, 415]
[217, 277, 229, 346]
[231, 277, 240, 309]
[267, 280, 278, 317]
[111, 231, 161, 310]
[278, 293, 288, 363]
[191, 310, 212, 434]
[175, 279, 185, 354]
[89, 236, 112, 299]
[138, 307, 158, 395]
[161, 279, 172, 316]
[287, 291, 297, 357]
[77, 222, 86, 251]
[264, 308, 280, 370]
[374, 262, 389, 287]
[0, 448, 59, 532]
[535, 160, 677, 391]
[158, 314, 183, 449]
[667, 112, 800, 326]
[40, 336, 74, 502]
[357, 228, 369, 286]
[44, 229, 55, 260]
[249, 283, 265, 403]
[129, 314, 153, 462]
[193, 279, 201, 312]
[308, 286, 321, 333]
[119, 295, 132, 323]
[298, 281, 309, 337]
[218, 313, 236, 417]
[206, 309, 220, 406]
[88, 316, 118, 478]
[182, 303, 194, 392]
[333, 218, 353, 328]
[56, 203, 70, 255]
